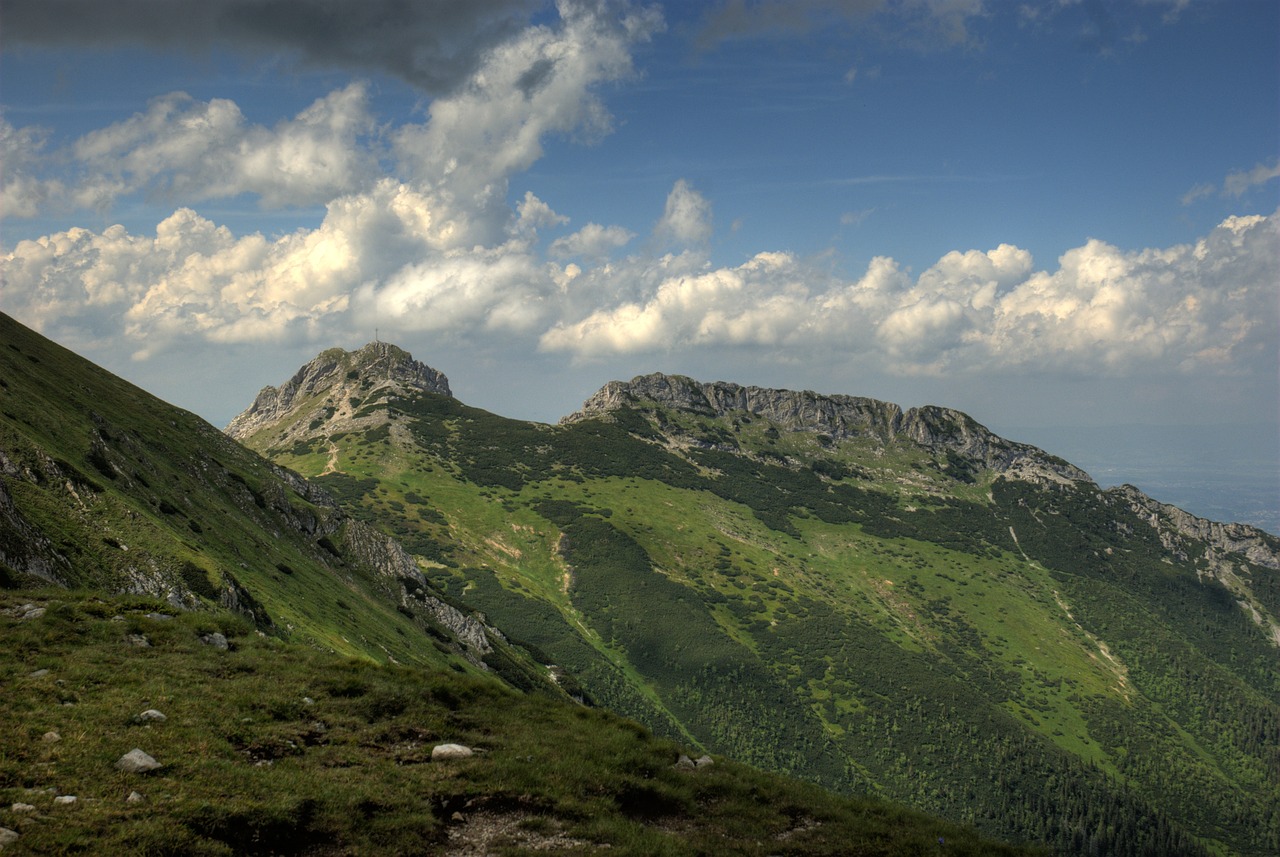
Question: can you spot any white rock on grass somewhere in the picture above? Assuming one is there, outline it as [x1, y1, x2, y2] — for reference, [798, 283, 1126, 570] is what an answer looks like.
[53, 796, 76, 805]
[137, 710, 166, 722]
[431, 743, 473, 761]
[116, 749, 162, 773]
[0, 827, 19, 847]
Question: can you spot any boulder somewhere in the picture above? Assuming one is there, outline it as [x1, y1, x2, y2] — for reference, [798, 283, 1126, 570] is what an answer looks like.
[431, 743, 473, 761]
[199, 632, 229, 650]
[116, 749, 162, 773]
[137, 709, 166, 722]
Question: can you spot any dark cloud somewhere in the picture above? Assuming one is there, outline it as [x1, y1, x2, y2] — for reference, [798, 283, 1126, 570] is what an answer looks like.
[2, 0, 541, 94]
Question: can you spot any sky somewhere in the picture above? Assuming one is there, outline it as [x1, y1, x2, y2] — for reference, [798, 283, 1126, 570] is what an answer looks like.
[1, 0, 1277, 530]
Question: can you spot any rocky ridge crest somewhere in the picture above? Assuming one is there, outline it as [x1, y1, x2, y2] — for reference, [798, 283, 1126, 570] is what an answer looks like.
[225, 342, 450, 445]
[563, 373, 1089, 484]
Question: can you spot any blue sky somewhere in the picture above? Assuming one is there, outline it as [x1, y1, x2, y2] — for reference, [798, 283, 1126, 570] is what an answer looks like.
[2, 0, 1277, 529]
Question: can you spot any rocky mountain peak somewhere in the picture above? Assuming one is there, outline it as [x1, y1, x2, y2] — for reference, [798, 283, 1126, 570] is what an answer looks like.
[225, 341, 449, 444]
[563, 372, 1090, 484]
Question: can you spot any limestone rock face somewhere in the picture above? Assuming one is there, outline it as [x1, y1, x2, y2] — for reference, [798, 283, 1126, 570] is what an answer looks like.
[563, 373, 1089, 484]
[1114, 484, 1280, 646]
[225, 342, 451, 446]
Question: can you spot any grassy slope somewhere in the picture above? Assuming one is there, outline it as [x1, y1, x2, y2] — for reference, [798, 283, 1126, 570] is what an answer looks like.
[254, 384, 1279, 856]
[0, 312, 538, 682]
[0, 589, 1036, 857]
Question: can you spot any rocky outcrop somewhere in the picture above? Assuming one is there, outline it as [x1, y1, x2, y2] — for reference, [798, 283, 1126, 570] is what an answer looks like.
[1114, 484, 1280, 645]
[339, 517, 496, 659]
[564, 373, 1089, 484]
[1114, 484, 1280, 571]
[225, 342, 451, 444]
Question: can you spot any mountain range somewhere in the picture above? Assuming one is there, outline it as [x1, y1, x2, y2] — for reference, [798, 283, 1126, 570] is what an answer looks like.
[2, 311, 1277, 855]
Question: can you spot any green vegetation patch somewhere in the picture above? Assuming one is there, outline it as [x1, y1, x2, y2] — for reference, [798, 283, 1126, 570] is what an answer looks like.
[0, 590, 1033, 856]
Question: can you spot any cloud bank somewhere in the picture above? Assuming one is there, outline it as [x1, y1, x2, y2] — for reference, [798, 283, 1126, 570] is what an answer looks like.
[6, 169, 1275, 380]
[539, 211, 1277, 377]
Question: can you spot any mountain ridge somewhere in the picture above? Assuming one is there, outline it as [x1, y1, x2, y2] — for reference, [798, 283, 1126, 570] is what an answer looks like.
[226, 340, 1279, 855]
[563, 371, 1090, 486]
[227, 346, 1280, 650]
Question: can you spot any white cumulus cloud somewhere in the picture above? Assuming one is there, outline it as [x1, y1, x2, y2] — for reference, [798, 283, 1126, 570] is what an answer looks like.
[655, 179, 713, 247]
[541, 211, 1279, 378]
[392, 1, 662, 246]
[68, 82, 378, 211]
[549, 223, 636, 259]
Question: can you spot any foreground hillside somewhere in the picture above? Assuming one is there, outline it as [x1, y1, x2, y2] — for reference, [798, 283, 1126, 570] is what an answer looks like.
[0, 589, 1030, 855]
[232, 342, 1280, 856]
[0, 311, 555, 694]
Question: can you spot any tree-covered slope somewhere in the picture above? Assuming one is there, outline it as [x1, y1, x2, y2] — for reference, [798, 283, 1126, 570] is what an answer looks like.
[234, 343, 1279, 856]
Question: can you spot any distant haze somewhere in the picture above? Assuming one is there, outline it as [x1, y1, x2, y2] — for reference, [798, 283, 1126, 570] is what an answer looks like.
[995, 423, 1279, 535]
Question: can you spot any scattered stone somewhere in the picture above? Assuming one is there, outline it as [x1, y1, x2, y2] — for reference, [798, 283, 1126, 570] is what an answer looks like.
[6, 602, 47, 621]
[126, 634, 151, 648]
[199, 632, 228, 650]
[116, 749, 162, 773]
[694, 754, 714, 768]
[451, 811, 466, 823]
[126, 791, 144, 804]
[0, 828, 19, 847]
[41, 732, 61, 743]
[28, 669, 49, 678]
[431, 743, 473, 761]
[9, 804, 35, 814]
[302, 697, 315, 706]
[137, 709, 166, 722]
[52, 796, 76, 805]
[674, 754, 696, 771]
[145, 613, 172, 621]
